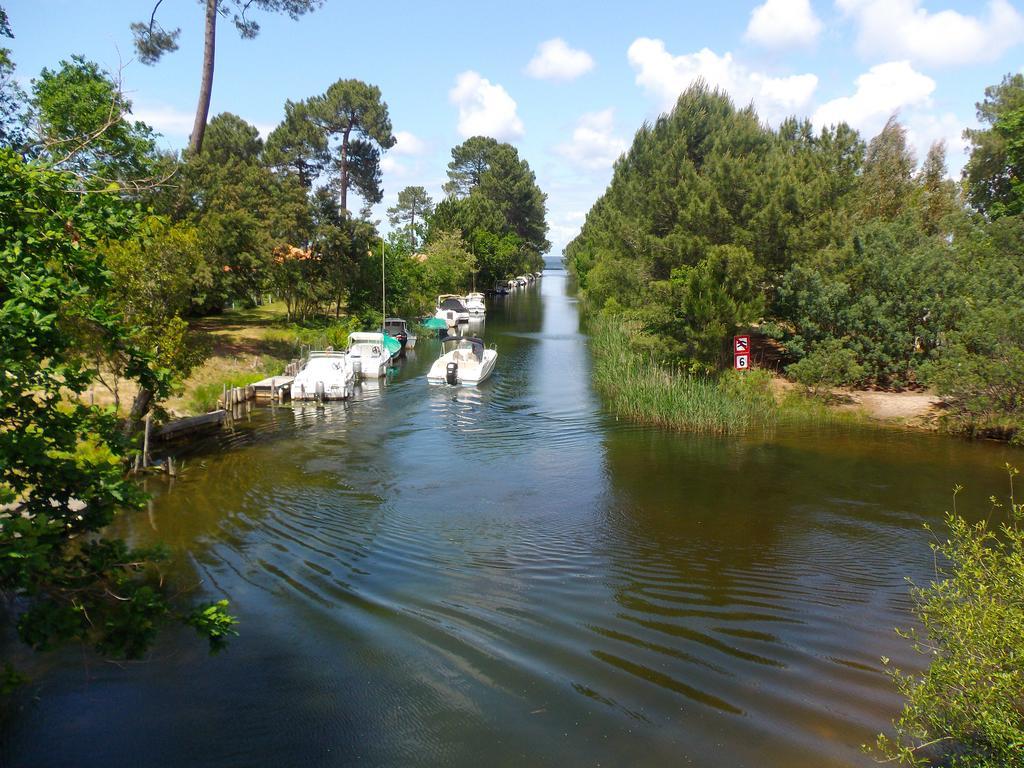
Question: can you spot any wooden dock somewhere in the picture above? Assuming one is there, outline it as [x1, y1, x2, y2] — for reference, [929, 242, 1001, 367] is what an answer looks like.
[155, 410, 226, 441]
[252, 375, 294, 401]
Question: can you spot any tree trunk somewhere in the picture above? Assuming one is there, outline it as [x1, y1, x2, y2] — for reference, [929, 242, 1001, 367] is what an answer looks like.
[123, 386, 154, 438]
[189, 0, 218, 155]
[339, 126, 350, 211]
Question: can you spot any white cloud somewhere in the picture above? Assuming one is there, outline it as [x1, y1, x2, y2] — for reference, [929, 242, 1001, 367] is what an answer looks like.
[391, 130, 426, 156]
[526, 38, 595, 81]
[556, 109, 628, 171]
[812, 60, 935, 134]
[627, 38, 818, 123]
[746, 0, 823, 48]
[838, 0, 1024, 67]
[132, 103, 194, 138]
[449, 71, 525, 140]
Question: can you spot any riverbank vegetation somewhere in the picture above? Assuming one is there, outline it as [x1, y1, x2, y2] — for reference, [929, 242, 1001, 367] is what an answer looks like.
[873, 468, 1024, 766]
[567, 80, 1024, 443]
[589, 315, 853, 433]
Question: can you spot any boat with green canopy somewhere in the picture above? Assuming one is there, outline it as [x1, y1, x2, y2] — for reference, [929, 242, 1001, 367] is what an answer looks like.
[347, 331, 402, 379]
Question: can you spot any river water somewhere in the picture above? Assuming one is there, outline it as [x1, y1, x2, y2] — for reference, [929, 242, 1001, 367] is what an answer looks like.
[2, 264, 1018, 767]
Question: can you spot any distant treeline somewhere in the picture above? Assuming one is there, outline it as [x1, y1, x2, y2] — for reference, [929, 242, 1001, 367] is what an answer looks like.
[566, 80, 1024, 441]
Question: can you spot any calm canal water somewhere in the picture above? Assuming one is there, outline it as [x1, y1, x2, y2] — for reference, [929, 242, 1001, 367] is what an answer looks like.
[2, 264, 1018, 767]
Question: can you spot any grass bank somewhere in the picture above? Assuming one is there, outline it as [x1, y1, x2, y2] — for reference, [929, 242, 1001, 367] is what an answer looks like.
[164, 303, 368, 416]
[588, 315, 859, 434]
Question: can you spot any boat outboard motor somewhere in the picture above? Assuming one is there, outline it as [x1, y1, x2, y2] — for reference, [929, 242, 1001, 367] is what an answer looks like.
[351, 358, 362, 378]
[446, 361, 459, 385]
[315, 380, 325, 402]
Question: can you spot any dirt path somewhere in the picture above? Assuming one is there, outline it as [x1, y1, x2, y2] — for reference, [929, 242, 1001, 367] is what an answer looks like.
[834, 389, 942, 427]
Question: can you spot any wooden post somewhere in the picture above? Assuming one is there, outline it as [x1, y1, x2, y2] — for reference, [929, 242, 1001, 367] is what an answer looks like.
[221, 383, 227, 410]
[142, 413, 152, 469]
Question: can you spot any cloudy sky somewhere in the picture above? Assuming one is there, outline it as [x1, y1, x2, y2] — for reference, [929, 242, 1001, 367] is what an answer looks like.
[7, 0, 1024, 253]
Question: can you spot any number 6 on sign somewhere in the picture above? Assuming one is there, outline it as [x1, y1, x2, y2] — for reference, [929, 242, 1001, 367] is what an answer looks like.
[734, 353, 749, 371]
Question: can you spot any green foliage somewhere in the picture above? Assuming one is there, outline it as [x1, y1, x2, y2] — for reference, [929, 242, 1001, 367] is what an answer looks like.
[776, 219, 955, 386]
[857, 116, 916, 221]
[186, 600, 239, 653]
[133, 0, 324, 62]
[420, 230, 476, 297]
[98, 217, 206, 403]
[387, 185, 433, 250]
[924, 304, 1024, 442]
[567, 76, 1024, 439]
[590, 314, 775, 434]
[307, 78, 396, 210]
[963, 73, 1024, 218]
[29, 56, 157, 182]
[873, 468, 1024, 766]
[265, 99, 328, 188]
[0, 150, 233, 667]
[431, 137, 548, 284]
[786, 337, 865, 394]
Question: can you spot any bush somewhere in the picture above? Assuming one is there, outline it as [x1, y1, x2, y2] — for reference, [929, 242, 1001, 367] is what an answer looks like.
[923, 304, 1024, 443]
[873, 466, 1024, 766]
[786, 337, 865, 395]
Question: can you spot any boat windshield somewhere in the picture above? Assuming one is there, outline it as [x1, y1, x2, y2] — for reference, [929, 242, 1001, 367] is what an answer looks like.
[443, 336, 484, 362]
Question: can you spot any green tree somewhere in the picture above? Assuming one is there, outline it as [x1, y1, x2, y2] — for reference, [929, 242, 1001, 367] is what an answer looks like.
[420, 230, 476, 297]
[443, 135, 500, 197]
[265, 99, 329, 188]
[963, 73, 1024, 218]
[387, 185, 433, 249]
[96, 217, 205, 410]
[915, 141, 960, 236]
[29, 56, 157, 183]
[858, 115, 915, 221]
[0, 150, 235, 667]
[432, 137, 549, 284]
[132, 0, 325, 153]
[308, 79, 396, 211]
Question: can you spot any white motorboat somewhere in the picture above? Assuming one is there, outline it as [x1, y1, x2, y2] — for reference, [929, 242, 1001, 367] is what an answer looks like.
[534, 270, 543, 278]
[464, 291, 486, 316]
[435, 294, 470, 325]
[347, 331, 402, 379]
[427, 336, 497, 386]
[383, 317, 417, 351]
[292, 351, 354, 400]
[515, 276, 528, 287]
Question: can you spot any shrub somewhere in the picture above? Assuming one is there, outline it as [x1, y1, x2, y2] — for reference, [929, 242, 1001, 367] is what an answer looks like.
[786, 337, 865, 395]
[873, 466, 1024, 766]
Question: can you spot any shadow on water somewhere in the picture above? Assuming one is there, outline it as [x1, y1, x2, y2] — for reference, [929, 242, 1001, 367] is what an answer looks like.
[2, 265, 1020, 768]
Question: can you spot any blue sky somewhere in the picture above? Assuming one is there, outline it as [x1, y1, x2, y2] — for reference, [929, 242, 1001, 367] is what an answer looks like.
[7, 1, 1024, 252]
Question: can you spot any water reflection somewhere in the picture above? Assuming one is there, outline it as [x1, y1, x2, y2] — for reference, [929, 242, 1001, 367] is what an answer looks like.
[2, 270, 1018, 768]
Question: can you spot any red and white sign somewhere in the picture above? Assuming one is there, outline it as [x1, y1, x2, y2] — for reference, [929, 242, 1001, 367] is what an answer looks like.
[734, 334, 750, 355]
[734, 353, 750, 371]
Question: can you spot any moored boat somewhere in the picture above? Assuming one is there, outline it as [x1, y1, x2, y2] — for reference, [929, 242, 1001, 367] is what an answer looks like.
[465, 291, 486, 316]
[435, 294, 470, 325]
[292, 350, 354, 400]
[383, 317, 417, 351]
[347, 331, 402, 379]
[426, 335, 497, 386]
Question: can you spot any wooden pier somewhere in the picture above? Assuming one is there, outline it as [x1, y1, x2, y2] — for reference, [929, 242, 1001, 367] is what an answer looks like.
[251, 375, 294, 402]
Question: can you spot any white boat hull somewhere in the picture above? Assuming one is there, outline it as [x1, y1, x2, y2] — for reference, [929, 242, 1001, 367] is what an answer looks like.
[427, 348, 497, 386]
[292, 353, 355, 400]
